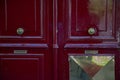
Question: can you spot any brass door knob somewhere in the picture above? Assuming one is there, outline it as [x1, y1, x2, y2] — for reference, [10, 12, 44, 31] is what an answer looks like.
[17, 28, 24, 35]
[88, 28, 96, 35]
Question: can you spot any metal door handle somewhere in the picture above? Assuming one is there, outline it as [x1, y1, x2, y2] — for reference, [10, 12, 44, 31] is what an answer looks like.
[17, 28, 24, 35]
[88, 27, 96, 35]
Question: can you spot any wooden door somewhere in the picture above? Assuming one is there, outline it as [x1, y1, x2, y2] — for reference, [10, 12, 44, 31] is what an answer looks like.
[56, 0, 120, 80]
[0, 0, 53, 80]
[0, 0, 120, 80]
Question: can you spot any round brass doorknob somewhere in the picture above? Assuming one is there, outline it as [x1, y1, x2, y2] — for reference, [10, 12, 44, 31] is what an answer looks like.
[17, 28, 24, 35]
[88, 27, 96, 35]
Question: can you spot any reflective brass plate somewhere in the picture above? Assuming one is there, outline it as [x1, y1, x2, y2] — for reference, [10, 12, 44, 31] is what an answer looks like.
[14, 50, 27, 54]
[85, 50, 98, 54]
[69, 55, 115, 80]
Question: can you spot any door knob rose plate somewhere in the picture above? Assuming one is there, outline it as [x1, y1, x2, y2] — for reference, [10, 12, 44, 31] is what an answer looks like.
[17, 28, 24, 35]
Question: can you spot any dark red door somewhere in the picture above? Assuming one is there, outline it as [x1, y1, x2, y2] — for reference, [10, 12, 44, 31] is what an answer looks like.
[0, 0, 53, 80]
[56, 0, 120, 80]
[0, 0, 120, 80]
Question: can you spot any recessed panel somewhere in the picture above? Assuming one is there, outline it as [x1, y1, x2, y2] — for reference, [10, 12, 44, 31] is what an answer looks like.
[70, 0, 113, 36]
[61, 0, 116, 42]
[0, 0, 42, 36]
[0, 0, 52, 43]
[0, 54, 44, 80]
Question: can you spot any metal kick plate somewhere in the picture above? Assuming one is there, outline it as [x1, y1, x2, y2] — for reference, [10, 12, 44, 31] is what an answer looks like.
[85, 50, 98, 54]
[14, 50, 27, 54]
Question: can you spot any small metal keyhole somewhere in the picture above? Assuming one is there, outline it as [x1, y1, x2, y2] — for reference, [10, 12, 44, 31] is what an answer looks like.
[88, 28, 96, 35]
[17, 28, 24, 35]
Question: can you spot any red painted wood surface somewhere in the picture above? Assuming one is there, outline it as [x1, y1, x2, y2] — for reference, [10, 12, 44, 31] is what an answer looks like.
[0, 0, 53, 80]
[56, 0, 120, 80]
[0, 0, 120, 80]
[0, 0, 53, 43]
[0, 54, 44, 80]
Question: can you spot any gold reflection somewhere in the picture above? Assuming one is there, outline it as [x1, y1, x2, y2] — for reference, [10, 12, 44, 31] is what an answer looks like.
[88, 0, 113, 32]
[88, 0, 106, 17]
[88, 0, 113, 17]
[69, 55, 115, 80]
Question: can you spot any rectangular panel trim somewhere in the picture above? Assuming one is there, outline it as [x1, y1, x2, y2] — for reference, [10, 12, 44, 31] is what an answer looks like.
[1, 58, 39, 60]
[0, 43, 48, 48]
[0, 54, 44, 56]
[64, 43, 119, 48]
[0, 36, 43, 38]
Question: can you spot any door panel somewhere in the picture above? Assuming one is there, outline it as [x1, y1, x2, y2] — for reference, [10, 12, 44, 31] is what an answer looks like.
[0, 54, 44, 80]
[0, 47, 52, 80]
[0, 0, 53, 80]
[0, 0, 53, 55]
[58, 0, 118, 45]
[57, 0, 120, 80]
[0, 0, 52, 43]
[57, 49, 119, 80]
